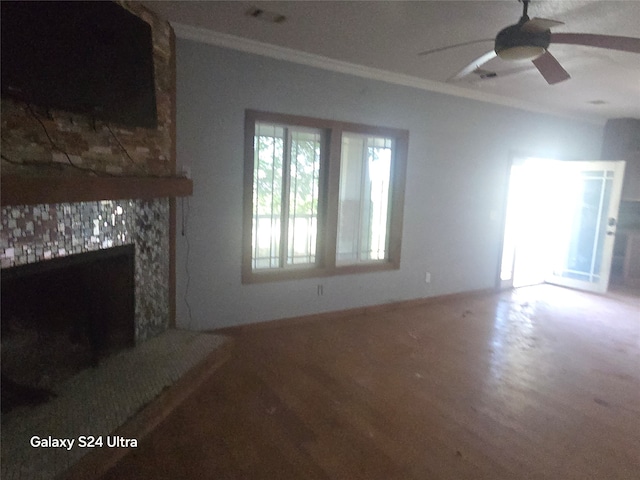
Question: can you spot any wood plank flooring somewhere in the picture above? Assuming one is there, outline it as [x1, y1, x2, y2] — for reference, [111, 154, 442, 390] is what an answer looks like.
[96, 285, 640, 479]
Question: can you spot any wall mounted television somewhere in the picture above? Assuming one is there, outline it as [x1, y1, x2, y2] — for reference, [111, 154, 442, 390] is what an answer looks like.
[1, 1, 158, 129]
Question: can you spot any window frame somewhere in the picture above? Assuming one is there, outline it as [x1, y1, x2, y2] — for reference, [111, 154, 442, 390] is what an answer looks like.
[242, 109, 408, 284]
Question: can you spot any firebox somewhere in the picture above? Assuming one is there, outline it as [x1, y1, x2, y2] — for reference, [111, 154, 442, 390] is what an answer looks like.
[1, 245, 135, 412]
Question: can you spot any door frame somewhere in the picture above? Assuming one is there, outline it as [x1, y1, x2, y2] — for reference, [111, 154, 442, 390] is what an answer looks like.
[496, 154, 626, 293]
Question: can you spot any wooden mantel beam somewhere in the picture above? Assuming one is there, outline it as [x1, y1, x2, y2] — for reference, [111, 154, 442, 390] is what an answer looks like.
[1, 175, 193, 207]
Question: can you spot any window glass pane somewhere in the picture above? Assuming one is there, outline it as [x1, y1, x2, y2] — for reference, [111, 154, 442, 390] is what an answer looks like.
[288, 129, 321, 265]
[253, 123, 284, 269]
[555, 170, 612, 283]
[337, 134, 392, 265]
[252, 123, 321, 270]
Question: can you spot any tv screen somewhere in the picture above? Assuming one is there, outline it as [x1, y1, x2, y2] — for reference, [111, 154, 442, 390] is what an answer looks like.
[1, 1, 158, 129]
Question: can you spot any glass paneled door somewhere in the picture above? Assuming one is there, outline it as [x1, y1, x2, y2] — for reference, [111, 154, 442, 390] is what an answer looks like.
[546, 161, 626, 293]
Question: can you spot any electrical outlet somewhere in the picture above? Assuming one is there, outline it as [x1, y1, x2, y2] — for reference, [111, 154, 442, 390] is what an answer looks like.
[425, 272, 431, 283]
[317, 284, 324, 296]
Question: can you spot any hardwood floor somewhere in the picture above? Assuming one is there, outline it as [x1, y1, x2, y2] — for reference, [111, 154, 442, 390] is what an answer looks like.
[96, 285, 639, 479]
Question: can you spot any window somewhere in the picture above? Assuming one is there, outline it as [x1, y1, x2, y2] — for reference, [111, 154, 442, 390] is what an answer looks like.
[243, 110, 408, 283]
[337, 134, 393, 265]
[251, 123, 321, 269]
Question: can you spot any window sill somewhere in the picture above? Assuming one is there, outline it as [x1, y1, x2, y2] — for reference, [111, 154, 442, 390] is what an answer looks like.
[242, 261, 399, 284]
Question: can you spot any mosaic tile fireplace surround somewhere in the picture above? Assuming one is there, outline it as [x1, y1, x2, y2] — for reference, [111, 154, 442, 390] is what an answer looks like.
[1, 198, 170, 343]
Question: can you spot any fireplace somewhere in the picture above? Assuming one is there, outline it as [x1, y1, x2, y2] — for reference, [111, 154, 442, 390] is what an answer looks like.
[1, 245, 135, 412]
[0, 0, 184, 417]
[1, 198, 173, 414]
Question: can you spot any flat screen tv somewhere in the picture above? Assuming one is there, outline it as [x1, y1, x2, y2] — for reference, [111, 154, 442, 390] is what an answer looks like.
[1, 1, 157, 129]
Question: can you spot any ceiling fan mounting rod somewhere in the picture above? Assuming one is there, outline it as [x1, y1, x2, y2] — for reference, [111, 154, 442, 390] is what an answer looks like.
[520, 0, 530, 23]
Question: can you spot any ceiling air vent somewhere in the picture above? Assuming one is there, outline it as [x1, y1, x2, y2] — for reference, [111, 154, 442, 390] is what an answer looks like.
[246, 6, 286, 24]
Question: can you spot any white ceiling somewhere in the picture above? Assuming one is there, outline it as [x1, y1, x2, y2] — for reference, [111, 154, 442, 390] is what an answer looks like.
[145, 1, 640, 123]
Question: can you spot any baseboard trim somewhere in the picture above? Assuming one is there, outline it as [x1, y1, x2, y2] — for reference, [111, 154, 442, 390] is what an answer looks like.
[214, 288, 495, 335]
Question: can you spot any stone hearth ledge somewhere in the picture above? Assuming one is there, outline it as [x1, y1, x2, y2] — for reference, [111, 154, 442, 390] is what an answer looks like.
[0, 329, 230, 480]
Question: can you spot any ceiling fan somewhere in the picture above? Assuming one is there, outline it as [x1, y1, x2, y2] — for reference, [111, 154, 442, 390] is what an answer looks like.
[421, 0, 640, 85]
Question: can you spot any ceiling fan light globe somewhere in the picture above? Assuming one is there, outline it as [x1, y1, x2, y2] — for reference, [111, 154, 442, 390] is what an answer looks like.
[496, 45, 546, 61]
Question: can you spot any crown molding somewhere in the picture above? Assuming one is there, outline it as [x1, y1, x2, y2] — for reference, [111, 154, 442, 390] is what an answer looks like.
[172, 23, 604, 126]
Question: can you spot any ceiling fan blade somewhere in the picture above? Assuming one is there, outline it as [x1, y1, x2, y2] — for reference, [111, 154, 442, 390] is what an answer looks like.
[532, 51, 570, 84]
[521, 17, 564, 33]
[551, 33, 640, 53]
[448, 50, 497, 81]
[418, 39, 494, 56]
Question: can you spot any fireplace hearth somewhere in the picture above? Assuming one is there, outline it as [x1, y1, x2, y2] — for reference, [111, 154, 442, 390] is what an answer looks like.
[1, 245, 135, 413]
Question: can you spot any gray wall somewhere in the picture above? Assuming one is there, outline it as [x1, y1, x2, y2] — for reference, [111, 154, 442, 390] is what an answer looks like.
[175, 38, 603, 330]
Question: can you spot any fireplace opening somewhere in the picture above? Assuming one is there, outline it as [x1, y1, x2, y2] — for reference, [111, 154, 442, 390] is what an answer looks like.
[1, 245, 135, 413]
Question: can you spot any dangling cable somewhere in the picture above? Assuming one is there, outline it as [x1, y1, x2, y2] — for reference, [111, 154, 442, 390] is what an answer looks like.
[106, 123, 140, 170]
[181, 197, 194, 328]
[25, 103, 115, 176]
